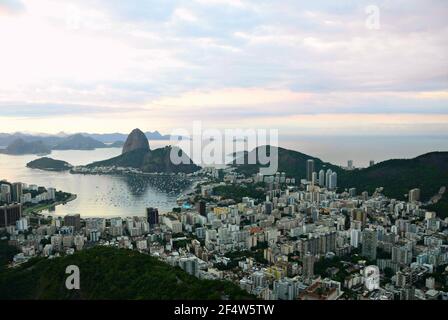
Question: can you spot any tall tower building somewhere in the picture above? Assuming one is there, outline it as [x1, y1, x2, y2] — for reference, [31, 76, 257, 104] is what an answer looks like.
[362, 229, 378, 261]
[391, 245, 413, 265]
[311, 172, 317, 186]
[265, 201, 273, 215]
[197, 200, 206, 217]
[325, 169, 332, 189]
[329, 172, 337, 189]
[303, 253, 315, 279]
[350, 229, 361, 248]
[11, 182, 23, 203]
[352, 209, 367, 227]
[306, 159, 315, 181]
[318, 169, 325, 187]
[0, 203, 22, 227]
[146, 207, 159, 227]
[64, 214, 81, 231]
[0, 184, 11, 204]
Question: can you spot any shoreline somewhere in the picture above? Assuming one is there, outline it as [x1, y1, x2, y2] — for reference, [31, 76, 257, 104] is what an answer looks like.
[24, 193, 77, 216]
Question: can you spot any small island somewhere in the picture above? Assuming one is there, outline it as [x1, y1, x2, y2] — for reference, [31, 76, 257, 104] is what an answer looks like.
[26, 157, 73, 172]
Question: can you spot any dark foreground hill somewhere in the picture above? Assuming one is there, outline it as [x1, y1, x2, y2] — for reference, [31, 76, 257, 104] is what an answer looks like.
[0, 246, 254, 300]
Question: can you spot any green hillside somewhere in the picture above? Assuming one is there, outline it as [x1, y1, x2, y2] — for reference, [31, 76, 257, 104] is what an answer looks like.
[337, 152, 448, 200]
[0, 246, 254, 300]
[233, 146, 340, 178]
[234, 147, 448, 215]
[424, 193, 448, 219]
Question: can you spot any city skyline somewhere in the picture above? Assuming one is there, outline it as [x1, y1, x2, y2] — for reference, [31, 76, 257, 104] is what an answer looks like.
[0, 0, 447, 135]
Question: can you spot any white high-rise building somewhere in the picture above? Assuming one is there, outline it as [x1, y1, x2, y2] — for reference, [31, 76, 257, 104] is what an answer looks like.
[329, 172, 337, 189]
[205, 229, 217, 243]
[364, 265, 380, 291]
[16, 217, 28, 231]
[318, 169, 325, 187]
[350, 229, 361, 248]
[311, 172, 317, 186]
[12, 182, 23, 203]
[0, 184, 11, 203]
[325, 169, 332, 189]
[252, 271, 266, 288]
[179, 257, 198, 277]
[47, 187, 56, 200]
[89, 229, 100, 242]
[74, 235, 85, 250]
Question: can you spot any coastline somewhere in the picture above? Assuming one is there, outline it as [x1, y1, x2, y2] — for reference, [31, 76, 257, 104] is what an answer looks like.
[24, 193, 77, 215]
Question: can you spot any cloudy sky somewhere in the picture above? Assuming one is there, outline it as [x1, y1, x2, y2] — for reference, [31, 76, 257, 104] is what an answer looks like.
[0, 0, 447, 135]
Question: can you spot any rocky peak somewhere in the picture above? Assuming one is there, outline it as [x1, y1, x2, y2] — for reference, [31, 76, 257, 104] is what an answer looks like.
[122, 128, 150, 154]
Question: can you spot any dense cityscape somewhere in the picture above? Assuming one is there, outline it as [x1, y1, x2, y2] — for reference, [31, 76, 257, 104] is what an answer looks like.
[2, 156, 447, 301]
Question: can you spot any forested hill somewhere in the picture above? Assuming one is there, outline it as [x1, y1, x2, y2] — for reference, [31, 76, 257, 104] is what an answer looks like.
[337, 151, 448, 200]
[0, 246, 254, 300]
[234, 147, 448, 202]
[232, 146, 340, 178]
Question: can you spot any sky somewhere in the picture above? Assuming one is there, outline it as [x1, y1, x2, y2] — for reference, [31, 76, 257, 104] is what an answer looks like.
[0, 0, 447, 135]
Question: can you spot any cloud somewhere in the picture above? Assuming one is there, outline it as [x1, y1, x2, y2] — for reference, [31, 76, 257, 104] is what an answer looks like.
[0, 102, 142, 118]
[0, 0, 447, 135]
[0, 0, 25, 15]
[144, 88, 448, 118]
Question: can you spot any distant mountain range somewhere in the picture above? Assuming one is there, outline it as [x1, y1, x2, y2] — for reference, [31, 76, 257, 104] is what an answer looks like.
[0, 131, 169, 155]
[0, 134, 113, 155]
[81, 130, 175, 143]
[52, 134, 108, 150]
[0, 138, 51, 155]
[0, 132, 63, 147]
[0, 130, 175, 147]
